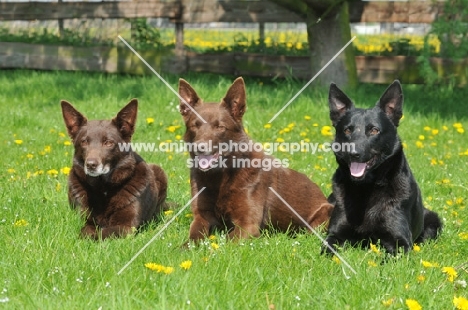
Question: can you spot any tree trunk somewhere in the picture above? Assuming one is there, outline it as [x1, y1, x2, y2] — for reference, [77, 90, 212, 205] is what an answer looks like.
[269, 0, 357, 87]
[306, 1, 357, 87]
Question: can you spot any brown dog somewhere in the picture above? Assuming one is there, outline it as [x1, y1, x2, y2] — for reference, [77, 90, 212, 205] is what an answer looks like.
[61, 99, 167, 240]
[179, 77, 333, 242]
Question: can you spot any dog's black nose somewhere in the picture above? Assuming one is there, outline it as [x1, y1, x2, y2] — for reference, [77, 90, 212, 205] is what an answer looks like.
[349, 150, 361, 160]
[86, 158, 98, 170]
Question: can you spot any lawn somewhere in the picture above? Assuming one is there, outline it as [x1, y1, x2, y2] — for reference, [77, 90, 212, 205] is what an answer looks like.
[0, 69, 467, 309]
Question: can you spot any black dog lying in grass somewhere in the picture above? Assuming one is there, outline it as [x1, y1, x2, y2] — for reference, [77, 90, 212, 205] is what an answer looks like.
[322, 80, 442, 255]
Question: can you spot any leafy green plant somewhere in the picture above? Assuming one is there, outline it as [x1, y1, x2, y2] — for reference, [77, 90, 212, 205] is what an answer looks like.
[127, 18, 163, 50]
[418, 0, 468, 85]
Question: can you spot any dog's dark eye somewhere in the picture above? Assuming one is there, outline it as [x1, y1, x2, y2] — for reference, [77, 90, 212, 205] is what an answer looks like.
[81, 138, 88, 146]
[344, 128, 352, 135]
[369, 127, 380, 135]
[104, 140, 114, 147]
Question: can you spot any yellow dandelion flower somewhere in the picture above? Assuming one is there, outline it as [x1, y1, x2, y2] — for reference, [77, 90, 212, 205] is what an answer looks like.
[55, 183, 61, 192]
[26, 153, 34, 159]
[264, 123, 272, 129]
[283, 127, 291, 133]
[370, 243, 381, 254]
[431, 129, 439, 135]
[443, 125, 449, 131]
[244, 128, 248, 134]
[442, 266, 458, 282]
[312, 123, 319, 127]
[457, 128, 465, 134]
[421, 260, 439, 268]
[185, 213, 193, 218]
[61, 167, 71, 175]
[405, 299, 422, 310]
[14, 219, 28, 227]
[166, 125, 181, 133]
[368, 260, 377, 267]
[423, 126, 431, 131]
[44, 145, 51, 153]
[146, 117, 154, 125]
[458, 232, 468, 240]
[175, 134, 182, 140]
[7, 168, 16, 174]
[47, 169, 59, 177]
[14, 139, 23, 145]
[163, 267, 174, 274]
[179, 260, 192, 270]
[417, 275, 425, 283]
[276, 137, 284, 143]
[164, 210, 174, 216]
[453, 123, 463, 128]
[64, 141, 72, 146]
[453, 296, 468, 310]
[304, 115, 311, 120]
[58, 132, 66, 138]
[402, 142, 407, 149]
[145, 263, 165, 272]
[332, 256, 341, 265]
[415, 141, 424, 148]
[382, 298, 394, 307]
[413, 244, 421, 252]
[320, 126, 333, 137]
[208, 235, 217, 240]
[211, 242, 220, 250]
[418, 135, 425, 140]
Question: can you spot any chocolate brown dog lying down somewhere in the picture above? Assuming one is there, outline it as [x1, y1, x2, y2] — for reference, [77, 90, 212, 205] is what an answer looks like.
[179, 77, 333, 242]
[61, 99, 167, 240]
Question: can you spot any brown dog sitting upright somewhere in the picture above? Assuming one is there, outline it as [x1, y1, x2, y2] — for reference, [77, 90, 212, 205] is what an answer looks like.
[179, 77, 333, 242]
[61, 99, 167, 240]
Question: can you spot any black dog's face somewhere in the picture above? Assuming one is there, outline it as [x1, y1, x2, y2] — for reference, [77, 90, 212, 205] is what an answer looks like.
[329, 81, 404, 181]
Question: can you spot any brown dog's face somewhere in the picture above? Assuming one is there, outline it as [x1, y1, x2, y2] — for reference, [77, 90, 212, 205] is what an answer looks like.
[61, 100, 137, 177]
[178, 78, 249, 171]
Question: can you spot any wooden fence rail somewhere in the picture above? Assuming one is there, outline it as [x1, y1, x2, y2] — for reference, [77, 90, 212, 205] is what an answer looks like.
[0, 0, 448, 24]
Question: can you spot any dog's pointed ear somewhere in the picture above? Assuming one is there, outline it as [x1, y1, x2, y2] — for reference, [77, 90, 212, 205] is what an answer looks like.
[329, 83, 354, 127]
[221, 77, 246, 122]
[61, 100, 87, 141]
[178, 79, 201, 118]
[376, 80, 403, 127]
[113, 99, 138, 142]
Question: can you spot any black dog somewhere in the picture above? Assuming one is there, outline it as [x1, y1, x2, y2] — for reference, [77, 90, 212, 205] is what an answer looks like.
[322, 80, 442, 255]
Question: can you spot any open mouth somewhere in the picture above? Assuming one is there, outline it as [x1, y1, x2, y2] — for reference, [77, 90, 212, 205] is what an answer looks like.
[349, 157, 376, 178]
[197, 153, 220, 171]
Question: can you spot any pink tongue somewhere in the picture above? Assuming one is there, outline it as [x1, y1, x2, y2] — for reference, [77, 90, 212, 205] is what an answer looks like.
[350, 162, 366, 177]
[198, 154, 219, 170]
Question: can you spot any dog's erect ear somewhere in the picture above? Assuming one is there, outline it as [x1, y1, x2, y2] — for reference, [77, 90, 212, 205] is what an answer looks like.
[113, 99, 138, 141]
[329, 83, 354, 127]
[61, 100, 87, 141]
[377, 80, 403, 127]
[221, 77, 246, 122]
[178, 79, 201, 118]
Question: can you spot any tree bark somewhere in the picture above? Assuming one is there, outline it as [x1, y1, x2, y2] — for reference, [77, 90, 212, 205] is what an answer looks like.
[306, 1, 357, 87]
[270, 0, 357, 87]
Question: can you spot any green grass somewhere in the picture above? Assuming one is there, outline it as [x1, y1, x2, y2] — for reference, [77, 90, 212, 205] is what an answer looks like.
[1, 70, 467, 309]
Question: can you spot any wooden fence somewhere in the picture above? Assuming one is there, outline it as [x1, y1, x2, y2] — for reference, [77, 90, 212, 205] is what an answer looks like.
[1, 0, 466, 85]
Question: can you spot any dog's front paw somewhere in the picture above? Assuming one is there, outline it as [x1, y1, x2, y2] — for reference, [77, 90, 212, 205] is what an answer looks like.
[321, 237, 341, 256]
